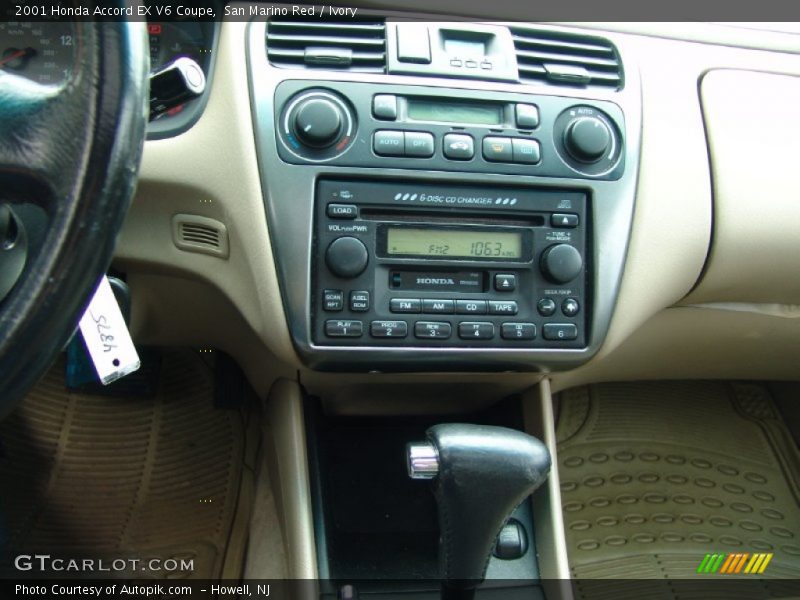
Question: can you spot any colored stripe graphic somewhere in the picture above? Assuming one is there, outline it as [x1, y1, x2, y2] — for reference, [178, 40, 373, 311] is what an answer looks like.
[698, 553, 774, 575]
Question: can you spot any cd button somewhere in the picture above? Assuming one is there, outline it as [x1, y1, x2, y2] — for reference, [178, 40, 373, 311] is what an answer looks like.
[482, 136, 513, 162]
[489, 300, 518, 315]
[371, 320, 408, 338]
[415, 321, 452, 339]
[390, 298, 422, 313]
[456, 300, 488, 315]
[501, 323, 536, 340]
[423, 299, 455, 314]
[458, 322, 494, 340]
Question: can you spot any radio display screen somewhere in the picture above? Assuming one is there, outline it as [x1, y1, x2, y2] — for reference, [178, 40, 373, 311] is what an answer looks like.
[407, 99, 502, 126]
[386, 227, 523, 260]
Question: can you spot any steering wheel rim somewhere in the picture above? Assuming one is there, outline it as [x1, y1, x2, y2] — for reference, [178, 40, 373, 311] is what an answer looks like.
[0, 17, 148, 416]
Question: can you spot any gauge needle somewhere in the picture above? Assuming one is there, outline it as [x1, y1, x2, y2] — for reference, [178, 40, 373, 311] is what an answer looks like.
[0, 47, 34, 68]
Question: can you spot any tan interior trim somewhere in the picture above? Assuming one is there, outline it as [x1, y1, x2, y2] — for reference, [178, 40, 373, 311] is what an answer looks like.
[264, 379, 318, 580]
[683, 69, 800, 305]
[524, 380, 573, 596]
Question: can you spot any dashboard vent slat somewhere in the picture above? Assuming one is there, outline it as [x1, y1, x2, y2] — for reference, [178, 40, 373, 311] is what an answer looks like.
[267, 20, 387, 73]
[172, 215, 229, 259]
[511, 27, 623, 90]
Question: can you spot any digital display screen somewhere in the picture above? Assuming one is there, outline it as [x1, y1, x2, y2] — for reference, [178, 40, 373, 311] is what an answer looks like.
[407, 99, 502, 126]
[386, 228, 522, 260]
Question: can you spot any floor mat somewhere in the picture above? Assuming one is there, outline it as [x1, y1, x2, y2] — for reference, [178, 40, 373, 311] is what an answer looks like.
[556, 381, 800, 593]
[0, 349, 250, 580]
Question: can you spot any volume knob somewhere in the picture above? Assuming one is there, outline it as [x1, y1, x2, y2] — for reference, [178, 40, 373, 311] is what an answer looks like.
[541, 244, 583, 284]
[564, 116, 611, 163]
[293, 97, 342, 148]
[326, 237, 368, 279]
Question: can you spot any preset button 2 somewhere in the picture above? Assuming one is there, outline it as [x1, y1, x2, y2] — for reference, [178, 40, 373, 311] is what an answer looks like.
[371, 320, 408, 338]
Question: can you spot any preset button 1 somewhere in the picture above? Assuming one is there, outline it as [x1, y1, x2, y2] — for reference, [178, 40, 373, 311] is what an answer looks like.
[325, 320, 363, 337]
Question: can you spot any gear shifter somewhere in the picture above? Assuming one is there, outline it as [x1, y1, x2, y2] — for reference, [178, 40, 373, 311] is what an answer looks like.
[407, 424, 551, 600]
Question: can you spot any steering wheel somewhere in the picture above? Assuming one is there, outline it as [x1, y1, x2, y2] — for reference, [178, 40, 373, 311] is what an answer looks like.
[0, 17, 148, 417]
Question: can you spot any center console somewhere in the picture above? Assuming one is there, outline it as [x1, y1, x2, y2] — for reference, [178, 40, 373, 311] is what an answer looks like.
[248, 20, 641, 372]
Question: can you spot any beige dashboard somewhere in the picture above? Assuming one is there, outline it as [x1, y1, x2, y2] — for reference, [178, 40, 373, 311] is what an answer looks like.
[114, 14, 800, 403]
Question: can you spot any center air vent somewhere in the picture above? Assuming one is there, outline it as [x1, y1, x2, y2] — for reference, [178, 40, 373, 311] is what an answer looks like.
[510, 27, 623, 90]
[266, 20, 387, 73]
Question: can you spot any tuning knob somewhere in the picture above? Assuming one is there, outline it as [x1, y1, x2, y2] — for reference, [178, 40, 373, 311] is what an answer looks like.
[540, 244, 583, 284]
[292, 96, 343, 148]
[564, 116, 611, 163]
[326, 237, 368, 279]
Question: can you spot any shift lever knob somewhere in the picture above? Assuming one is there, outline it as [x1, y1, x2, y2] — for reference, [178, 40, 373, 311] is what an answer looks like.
[408, 424, 551, 598]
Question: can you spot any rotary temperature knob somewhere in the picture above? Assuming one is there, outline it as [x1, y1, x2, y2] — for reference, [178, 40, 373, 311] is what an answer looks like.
[564, 116, 611, 163]
[540, 244, 583, 284]
[293, 97, 342, 148]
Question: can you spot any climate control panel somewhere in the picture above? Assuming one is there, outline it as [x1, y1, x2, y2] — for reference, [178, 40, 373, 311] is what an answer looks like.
[275, 80, 625, 179]
[312, 180, 589, 349]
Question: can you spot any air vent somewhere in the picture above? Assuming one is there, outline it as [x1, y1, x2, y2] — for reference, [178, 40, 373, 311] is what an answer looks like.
[510, 27, 623, 89]
[266, 20, 387, 73]
[172, 215, 229, 259]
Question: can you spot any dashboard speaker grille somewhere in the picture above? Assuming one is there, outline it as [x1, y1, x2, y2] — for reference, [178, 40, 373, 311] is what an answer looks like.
[510, 26, 623, 90]
[266, 20, 387, 73]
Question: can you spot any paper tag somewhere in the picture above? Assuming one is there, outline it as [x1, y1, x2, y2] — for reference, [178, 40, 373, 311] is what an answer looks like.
[78, 276, 140, 385]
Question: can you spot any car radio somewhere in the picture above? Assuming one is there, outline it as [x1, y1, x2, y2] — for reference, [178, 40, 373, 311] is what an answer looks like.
[313, 179, 588, 349]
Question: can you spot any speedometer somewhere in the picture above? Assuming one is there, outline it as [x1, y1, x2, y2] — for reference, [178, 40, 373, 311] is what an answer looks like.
[0, 21, 78, 85]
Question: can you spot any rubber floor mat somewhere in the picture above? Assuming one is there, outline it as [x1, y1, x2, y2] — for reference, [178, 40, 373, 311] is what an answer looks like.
[0, 349, 248, 580]
[557, 381, 800, 593]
